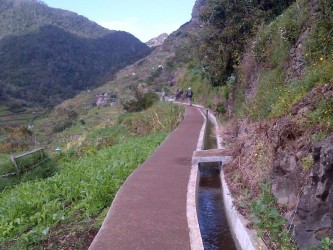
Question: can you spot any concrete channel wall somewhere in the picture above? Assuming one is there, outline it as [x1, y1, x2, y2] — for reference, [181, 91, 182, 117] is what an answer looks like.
[186, 108, 206, 250]
[186, 107, 266, 250]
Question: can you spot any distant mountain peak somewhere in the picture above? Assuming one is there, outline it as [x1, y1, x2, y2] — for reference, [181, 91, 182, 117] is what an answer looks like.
[191, 0, 207, 23]
[145, 33, 168, 48]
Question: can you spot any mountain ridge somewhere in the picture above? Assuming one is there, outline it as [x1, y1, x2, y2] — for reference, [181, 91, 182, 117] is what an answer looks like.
[0, 0, 111, 39]
[0, 0, 151, 108]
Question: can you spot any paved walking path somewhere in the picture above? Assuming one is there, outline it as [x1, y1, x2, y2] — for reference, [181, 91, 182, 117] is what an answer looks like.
[89, 105, 204, 250]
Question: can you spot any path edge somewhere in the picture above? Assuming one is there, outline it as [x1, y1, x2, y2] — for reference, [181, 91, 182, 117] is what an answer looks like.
[186, 107, 205, 250]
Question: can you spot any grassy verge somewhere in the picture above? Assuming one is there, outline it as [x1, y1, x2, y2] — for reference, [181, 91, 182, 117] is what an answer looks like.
[0, 102, 184, 249]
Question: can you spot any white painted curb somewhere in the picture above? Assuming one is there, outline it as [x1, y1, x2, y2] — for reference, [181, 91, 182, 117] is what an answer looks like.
[186, 108, 206, 250]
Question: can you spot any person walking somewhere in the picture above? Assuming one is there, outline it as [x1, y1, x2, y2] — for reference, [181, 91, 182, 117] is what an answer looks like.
[186, 87, 193, 106]
[175, 88, 180, 101]
[162, 89, 166, 102]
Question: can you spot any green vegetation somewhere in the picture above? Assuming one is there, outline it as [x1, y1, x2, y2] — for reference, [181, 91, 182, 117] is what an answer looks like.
[118, 102, 184, 135]
[309, 237, 333, 250]
[0, 154, 14, 175]
[0, 126, 33, 153]
[319, 237, 333, 250]
[0, 134, 165, 248]
[176, 67, 233, 117]
[0, 102, 184, 248]
[305, 0, 333, 62]
[0, 156, 57, 193]
[182, 0, 333, 249]
[0, 148, 57, 192]
[196, 0, 294, 86]
[0, 0, 109, 39]
[121, 88, 159, 112]
[0, 134, 165, 246]
[251, 183, 295, 249]
[0, 0, 332, 248]
[231, 0, 333, 131]
[0, 0, 150, 109]
[301, 154, 314, 172]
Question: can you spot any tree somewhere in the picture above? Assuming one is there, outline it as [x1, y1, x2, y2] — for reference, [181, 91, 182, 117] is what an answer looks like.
[194, 0, 294, 86]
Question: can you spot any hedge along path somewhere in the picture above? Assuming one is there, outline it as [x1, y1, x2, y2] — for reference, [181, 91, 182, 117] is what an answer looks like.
[90, 105, 204, 250]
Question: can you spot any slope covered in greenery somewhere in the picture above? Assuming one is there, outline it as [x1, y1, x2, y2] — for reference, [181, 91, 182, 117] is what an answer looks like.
[0, 0, 151, 108]
[0, 102, 184, 249]
[176, 0, 332, 249]
[1, 0, 332, 248]
[0, 0, 110, 39]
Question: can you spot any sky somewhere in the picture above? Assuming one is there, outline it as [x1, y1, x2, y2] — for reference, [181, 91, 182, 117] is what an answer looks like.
[42, 0, 196, 42]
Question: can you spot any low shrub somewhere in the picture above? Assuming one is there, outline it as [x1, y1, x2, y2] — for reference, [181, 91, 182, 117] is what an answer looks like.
[251, 183, 296, 249]
[121, 88, 159, 112]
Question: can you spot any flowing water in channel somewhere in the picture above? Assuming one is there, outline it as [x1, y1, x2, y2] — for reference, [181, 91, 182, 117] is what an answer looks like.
[197, 114, 237, 250]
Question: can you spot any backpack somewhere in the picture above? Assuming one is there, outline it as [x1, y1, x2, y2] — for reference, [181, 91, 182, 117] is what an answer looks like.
[188, 90, 193, 97]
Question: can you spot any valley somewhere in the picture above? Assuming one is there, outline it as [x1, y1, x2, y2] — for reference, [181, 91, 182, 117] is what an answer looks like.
[0, 0, 332, 249]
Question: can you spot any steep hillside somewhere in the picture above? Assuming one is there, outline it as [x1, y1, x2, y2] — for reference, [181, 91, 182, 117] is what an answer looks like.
[0, 0, 110, 39]
[0, 0, 151, 108]
[22, 0, 212, 148]
[181, 0, 333, 249]
[2, 0, 331, 247]
[131, 0, 333, 248]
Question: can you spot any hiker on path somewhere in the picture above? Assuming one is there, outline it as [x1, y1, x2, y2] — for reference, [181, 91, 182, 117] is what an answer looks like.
[175, 89, 179, 100]
[162, 89, 166, 102]
[186, 87, 193, 106]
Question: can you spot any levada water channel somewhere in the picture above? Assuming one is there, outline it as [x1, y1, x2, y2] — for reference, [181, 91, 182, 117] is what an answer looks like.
[197, 114, 237, 250]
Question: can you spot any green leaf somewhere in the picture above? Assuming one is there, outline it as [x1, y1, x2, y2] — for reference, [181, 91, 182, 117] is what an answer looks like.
[268, 208, 280, 218]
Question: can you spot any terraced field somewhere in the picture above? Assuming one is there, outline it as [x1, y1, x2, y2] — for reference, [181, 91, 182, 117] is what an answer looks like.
[0, 105, 45, 127]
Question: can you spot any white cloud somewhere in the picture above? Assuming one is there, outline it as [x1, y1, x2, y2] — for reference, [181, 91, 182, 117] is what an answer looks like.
[97, 18, 181, 42]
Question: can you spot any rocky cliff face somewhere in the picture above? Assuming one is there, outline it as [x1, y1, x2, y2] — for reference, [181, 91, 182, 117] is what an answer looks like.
[222, 84, 333, 249]
[145, 33, 168, 47]
[225, 0, 333, 247]
[191, 0, 207, 23]
[294, 135, 333, 249]
[261, 85, 333, 249]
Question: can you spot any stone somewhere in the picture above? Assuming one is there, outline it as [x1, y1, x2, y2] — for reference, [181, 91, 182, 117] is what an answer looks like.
[273, 150, 297, 173]
[271, 174, 298, 208]
[294, 135, 333, 249]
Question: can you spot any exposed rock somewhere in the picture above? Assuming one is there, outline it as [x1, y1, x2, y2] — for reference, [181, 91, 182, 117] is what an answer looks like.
[145, 33, 168, 47]
[267, 118, 301, 149]
[294, 135, 333, 249]
[191, 0, 208, 23]
[274, 150, 298, 173]
[271, 175, 298, 209]
[291, 84, 333, 122]
[285, 39, 307, 82]
[271, 145, 300, 209]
